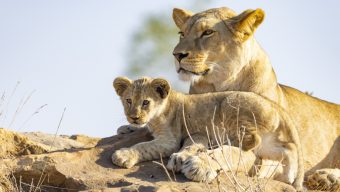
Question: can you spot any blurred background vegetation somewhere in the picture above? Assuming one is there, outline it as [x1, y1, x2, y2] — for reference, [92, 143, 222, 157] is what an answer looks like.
[125, 0, 211, 92]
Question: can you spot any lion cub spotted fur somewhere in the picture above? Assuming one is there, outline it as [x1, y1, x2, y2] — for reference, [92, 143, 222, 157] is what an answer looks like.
[112, 77, 304, 190]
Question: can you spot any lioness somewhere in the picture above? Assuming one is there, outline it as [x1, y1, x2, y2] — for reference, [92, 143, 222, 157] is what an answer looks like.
[112, 77, 304, 190]
[172, 7, 340, 190]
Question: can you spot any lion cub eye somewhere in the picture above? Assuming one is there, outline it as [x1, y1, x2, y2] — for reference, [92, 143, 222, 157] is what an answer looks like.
[178, 31, 184, 38]
[142, 100, 150, 107]
[126, 99, 132, 105]
[201, 29, 215, 37]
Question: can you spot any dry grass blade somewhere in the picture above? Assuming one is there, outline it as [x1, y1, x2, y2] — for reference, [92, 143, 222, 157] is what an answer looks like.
[34, 107, 66, 192]
[39, 184, 78, 191]
[209, 106, 245, 191]
[152, 154, 173, 182]
[50, 107, 66, 150]
[29, 178, 34, 192]
[0, 91, 5, 113]
[182, 107, 215, 192]
[262, 157, 283, 190]
[0, 81, 20, 124]
[181, 104, 196, 145]
[8, 90, 36, 128]
[17, 104, 48, 131]
[170, 168, 177, 182]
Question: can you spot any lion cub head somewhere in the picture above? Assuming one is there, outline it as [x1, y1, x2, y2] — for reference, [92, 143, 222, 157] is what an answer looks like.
[172, 7, 264, 83]
[113, 77, 170, 127]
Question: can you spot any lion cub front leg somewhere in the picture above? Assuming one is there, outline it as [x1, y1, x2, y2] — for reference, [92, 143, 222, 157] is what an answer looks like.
[167, 133, 209, 172]
[117, 125, 150, 135]
[180, 128, 260, 183]
[112, 137, 180, 168]
[181, 145, 257, 183]
[116, 125, 138, 135]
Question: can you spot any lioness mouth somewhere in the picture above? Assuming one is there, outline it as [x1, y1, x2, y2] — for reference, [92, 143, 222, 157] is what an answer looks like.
[177, 68, 210, 76]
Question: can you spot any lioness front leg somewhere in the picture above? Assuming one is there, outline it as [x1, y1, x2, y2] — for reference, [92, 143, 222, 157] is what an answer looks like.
[167, 133, 209, 172]
[256, 138, 301, 189]
[305, 168, 340, 191]
[112, 137, 180, 168]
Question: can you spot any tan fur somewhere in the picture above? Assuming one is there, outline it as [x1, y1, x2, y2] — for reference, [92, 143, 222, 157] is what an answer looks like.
[172, 7, 340, 190]
[113, 77, 304, 190]
[305, 168, 340, 191]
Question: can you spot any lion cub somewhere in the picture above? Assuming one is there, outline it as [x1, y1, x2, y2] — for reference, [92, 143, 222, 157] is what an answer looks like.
[112, 77, 304, 190]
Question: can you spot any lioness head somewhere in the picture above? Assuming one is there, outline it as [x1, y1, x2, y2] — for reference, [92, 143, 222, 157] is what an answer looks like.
[113, 77, 170, 127]
[172, 7, 264, 83]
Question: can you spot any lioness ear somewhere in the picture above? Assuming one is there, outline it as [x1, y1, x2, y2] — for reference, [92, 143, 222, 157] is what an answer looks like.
[173, 8, 193, 29]
[113, 77, 132, 97]
[151, 78, 170, 99]
[228, 9, 265, 42]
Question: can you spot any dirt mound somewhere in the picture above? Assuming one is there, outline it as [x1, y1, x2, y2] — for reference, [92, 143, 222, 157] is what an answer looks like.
[23, 132, 100, 150]
[0, 128, 48, 158]
[0, 128, 100, 159]
[0, 128, 295, 192]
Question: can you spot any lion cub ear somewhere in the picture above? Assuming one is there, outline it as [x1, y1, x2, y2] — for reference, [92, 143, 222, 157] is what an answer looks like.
[113, 77, 132, 97]
[151, 78, 171, 99]
[228, 9, 265, 42]
[173, 8, 193, 29]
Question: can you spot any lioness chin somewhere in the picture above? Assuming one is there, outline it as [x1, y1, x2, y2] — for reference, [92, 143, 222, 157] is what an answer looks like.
[112, 76, 304, 191]
[172, 7, 340, 191]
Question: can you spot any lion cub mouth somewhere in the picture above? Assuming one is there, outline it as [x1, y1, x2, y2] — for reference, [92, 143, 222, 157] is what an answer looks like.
[177, 67, 210, 76]
[130, 123, 147, 128]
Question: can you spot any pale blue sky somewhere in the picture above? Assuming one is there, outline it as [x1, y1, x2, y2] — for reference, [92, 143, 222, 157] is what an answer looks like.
[0, 0, 339, 137]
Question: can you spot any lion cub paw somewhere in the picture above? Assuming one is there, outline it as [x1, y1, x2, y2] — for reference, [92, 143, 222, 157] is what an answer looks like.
[181, 154, 218, 183]
[167, 144, 206, 172]
[117, 125, 137, 135]
[305, 169, 340, 191]
[112, 148, 139, 168]
[167, 150, 193, 172]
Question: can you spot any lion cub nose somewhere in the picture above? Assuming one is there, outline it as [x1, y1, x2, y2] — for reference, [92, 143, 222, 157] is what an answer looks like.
[173, 52, 189, 62]
[130, 116, 140, 121]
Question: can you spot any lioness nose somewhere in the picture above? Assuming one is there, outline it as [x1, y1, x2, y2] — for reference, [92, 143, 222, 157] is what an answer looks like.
[173, 52, 189, 62]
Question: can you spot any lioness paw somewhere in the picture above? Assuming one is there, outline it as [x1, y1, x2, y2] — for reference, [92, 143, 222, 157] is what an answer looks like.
[181, 155, 218, 183]
[306, 170, 340, 191]
[117, 125, 137, 135]
[112, 148, 139, 168]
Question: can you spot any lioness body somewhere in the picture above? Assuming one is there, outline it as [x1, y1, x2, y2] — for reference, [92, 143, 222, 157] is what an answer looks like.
[279, 86, 339, 171]
[172, 7, 339, 190]
[112, 77, 304, 190]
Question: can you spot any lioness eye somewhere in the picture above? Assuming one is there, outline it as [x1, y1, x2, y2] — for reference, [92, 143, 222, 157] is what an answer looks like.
[126, 99, 132, 104]
[142, 100, 150, 106]
[178, 31, 184, 38]
[201, 29, 215, 37]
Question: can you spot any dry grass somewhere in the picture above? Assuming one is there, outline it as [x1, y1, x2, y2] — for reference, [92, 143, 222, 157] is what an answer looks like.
[156, 103, 285, 192]
[0, 82, 47, 131]
[1, 108, 69, 192]
[17, 104, 48, 132]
